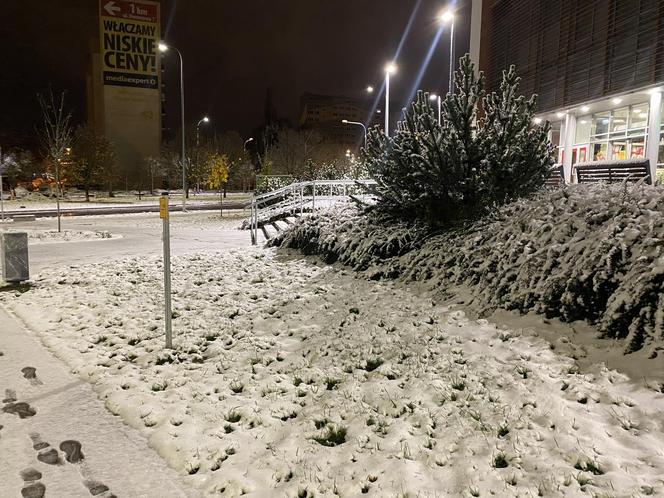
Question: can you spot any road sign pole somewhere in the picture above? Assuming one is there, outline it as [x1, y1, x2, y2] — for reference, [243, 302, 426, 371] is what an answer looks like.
[160, 193, 173, 349]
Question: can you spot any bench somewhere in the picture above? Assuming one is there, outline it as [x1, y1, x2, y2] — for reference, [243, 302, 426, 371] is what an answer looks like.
[574, 159, 652, 185]
[545, 164, 565, 187]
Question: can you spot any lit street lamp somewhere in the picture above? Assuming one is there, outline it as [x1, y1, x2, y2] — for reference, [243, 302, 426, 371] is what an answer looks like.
[341, 119, 368, 147]
[243, 137, 254, 149]
[439, 9, 455, 96]
[196, 116, 210, 147]
[384, 63, 397, 136]
[194, 116, 211, 194]
[159, 41, 188, 211]
[429, 93, 442, 125]
[366, 85, 374, 94]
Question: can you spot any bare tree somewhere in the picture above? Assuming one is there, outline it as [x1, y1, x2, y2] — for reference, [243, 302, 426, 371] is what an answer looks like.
[37, 90, 74, 232]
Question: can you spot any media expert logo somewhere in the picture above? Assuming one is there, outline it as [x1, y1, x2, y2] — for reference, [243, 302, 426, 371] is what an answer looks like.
[100, 0, 160, 89]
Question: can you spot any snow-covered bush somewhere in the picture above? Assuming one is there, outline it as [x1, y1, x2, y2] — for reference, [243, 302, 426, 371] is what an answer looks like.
[272, 183, 664, 353]
[363, 55, 553, 225]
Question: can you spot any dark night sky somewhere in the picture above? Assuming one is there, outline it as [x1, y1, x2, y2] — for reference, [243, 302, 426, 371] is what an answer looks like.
[1, 0, 470, 148]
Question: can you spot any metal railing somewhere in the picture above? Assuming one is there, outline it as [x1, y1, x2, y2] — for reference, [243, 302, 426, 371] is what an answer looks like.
[248, 179, 376, 245]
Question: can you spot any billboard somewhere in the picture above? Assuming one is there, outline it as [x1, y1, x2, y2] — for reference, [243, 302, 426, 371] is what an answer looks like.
[99, 0, 161, 181]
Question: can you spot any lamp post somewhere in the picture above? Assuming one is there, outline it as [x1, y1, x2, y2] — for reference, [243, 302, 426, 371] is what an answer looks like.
[384, 63, 397, 136]
[196, 116, 210, 147]
[429, 93, 442, 125]
[159, 41, 188, 211]
[341, 119, 368, 147]
[439, 9, 455, 96]
[194, 116, 210, 195]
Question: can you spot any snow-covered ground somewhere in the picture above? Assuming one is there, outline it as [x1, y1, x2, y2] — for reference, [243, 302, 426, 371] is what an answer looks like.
[1, 228, 119, 245]
[6, 211, 249, 274]
[2, 247, 664, 497]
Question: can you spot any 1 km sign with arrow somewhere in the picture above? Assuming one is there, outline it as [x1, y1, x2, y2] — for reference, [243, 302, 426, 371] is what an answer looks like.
[99, 0, 160, 89]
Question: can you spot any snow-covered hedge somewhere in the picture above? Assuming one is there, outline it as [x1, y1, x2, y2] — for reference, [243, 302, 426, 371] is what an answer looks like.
[271, 183, 664, 353]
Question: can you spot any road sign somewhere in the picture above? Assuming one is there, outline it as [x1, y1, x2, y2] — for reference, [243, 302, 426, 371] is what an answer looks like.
[159, 195, 169, 219]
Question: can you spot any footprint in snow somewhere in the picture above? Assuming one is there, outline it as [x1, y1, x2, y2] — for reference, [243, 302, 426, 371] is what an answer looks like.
[3, 388, 17, 403]
[21, 367, 43, 386]
[29, 433, 61, 465]
[31, 436, 114, 497]
[84, 480, 112, 496]
[20, 482, 45, 498]
[60, 440, 84, 463]
[2, 389, 37, 418]
[20, 468, 45, 498]
[3, 402, 37, 419]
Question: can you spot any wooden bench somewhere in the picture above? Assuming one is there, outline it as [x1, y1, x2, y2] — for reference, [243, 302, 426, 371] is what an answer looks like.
[545, 164, 565, 187]
[574, 159, 652, 185]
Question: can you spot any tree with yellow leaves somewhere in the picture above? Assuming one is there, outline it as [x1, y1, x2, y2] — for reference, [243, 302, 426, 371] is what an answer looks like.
[206, 152, 230, 217]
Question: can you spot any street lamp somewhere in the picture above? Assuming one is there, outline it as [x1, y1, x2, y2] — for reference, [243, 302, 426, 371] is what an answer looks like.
[196, 116, 210, 147]
[429, 93, 442, 125]
[244, 137, 254, 149]
[366, 85, 374, 94]
[194, 116, 211, 195]
[384, 63, 397, 136]
[159, 41, 188, 211]
[341, 119, 368, 147]
[439, 8, 455, 96]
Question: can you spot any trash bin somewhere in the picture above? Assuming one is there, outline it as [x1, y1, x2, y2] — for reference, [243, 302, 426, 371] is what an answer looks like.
[1, 232, 29, 283]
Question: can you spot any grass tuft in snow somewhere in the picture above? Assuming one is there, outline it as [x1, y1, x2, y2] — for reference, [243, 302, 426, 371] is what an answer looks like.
[492, 452, 509, 468]
[312, 425, 347, 447]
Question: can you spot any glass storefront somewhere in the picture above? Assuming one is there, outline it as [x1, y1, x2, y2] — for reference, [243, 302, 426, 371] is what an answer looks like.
[574, 103, 650, 164]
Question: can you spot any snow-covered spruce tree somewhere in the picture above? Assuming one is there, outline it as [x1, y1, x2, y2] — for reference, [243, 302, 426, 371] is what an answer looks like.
[480, 65, 554, 205]
[364, 54, 553, 226]
[363, 92, 440, 221]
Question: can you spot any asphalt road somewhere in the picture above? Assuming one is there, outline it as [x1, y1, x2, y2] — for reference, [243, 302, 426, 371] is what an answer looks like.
[2, 200, 248, 219]
[5, 211, 252, 275]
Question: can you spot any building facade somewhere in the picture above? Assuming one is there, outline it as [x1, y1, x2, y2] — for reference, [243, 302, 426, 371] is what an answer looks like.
[470, 0, 664, 183]
[299, 93, 381, 149]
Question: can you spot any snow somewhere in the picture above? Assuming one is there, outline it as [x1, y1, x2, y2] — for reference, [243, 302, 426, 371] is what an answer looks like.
[2, 247, 664, 496]
[0, 307, 199, 498]
[1, 228, 119, 245]
[272, 183, 664, 353]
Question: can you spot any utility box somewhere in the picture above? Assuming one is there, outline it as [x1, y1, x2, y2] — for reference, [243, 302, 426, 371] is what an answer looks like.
[1, 232, 29, 283]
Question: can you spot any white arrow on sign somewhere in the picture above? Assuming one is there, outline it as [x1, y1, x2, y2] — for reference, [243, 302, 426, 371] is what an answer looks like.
[104, 1, 121, 16]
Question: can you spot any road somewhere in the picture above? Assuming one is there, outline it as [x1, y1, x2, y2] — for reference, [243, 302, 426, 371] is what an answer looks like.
[5, 210, 252, 274]
[1, 199, 249, 219]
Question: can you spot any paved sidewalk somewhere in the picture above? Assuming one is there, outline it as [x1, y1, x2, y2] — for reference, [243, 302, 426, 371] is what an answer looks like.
[0, 307, 200, 498]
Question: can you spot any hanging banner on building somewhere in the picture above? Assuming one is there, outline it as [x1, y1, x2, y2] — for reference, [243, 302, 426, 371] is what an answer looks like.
[100, 0, 160, 89]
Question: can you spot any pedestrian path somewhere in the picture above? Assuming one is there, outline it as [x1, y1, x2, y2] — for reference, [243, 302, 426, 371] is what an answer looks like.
[0, 306, 200, 498]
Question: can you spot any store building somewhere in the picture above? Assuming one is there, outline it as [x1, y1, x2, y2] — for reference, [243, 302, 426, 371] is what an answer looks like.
[470, 0, 664, 183]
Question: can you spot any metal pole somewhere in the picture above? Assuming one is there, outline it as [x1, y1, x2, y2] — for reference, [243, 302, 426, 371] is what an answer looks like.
[342, 121, 367, 147]
[55, 159, 61, 233]
[0, 147, 4, 222]
[176, 48, 186, 213]
[161, 193, 173, 349]
[438, 96, 442, 125]
[385, 73, 390, 136]
[448, 21, 455, 96]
